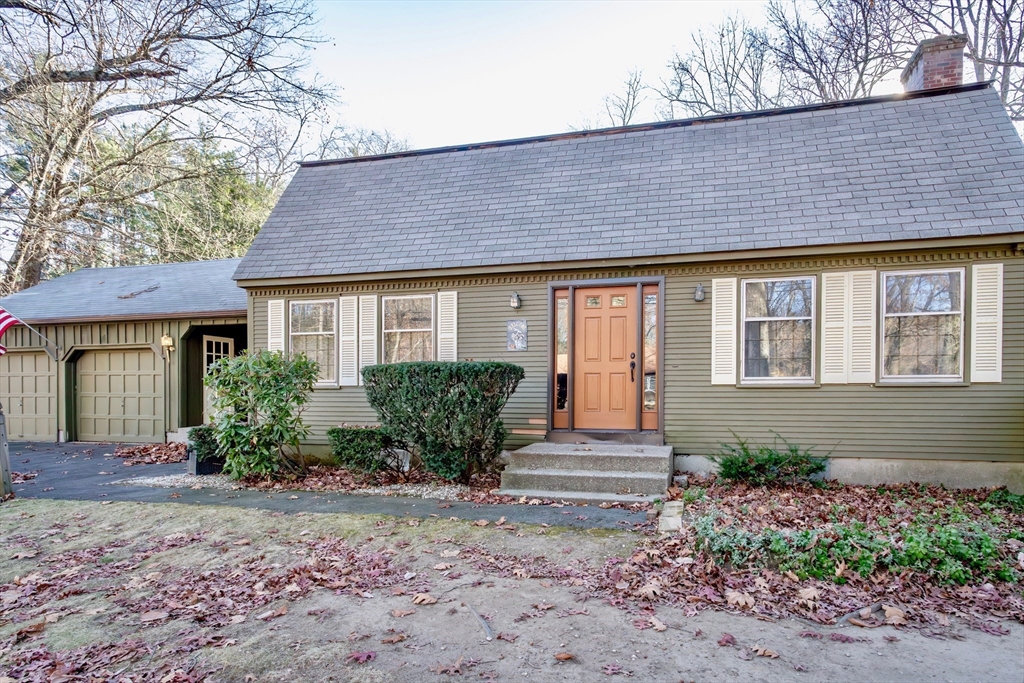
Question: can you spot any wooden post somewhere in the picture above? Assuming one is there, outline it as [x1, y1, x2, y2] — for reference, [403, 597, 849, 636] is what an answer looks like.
[0, 401, 12, 498]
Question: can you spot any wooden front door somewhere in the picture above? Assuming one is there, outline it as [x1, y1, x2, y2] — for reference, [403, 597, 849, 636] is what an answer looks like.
[573, 286, 638, 430]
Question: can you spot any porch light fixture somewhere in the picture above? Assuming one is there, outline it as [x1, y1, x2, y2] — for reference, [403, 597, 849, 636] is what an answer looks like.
[160, 334, 175, 353]
[510, 292, 522, 309]
[694, 283, 705, 302]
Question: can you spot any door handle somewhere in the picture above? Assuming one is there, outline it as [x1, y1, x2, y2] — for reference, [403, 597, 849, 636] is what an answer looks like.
[630, 361, 636, 382]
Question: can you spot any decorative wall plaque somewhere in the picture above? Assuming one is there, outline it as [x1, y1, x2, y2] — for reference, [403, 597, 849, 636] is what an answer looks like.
[507, 319, 527, 351]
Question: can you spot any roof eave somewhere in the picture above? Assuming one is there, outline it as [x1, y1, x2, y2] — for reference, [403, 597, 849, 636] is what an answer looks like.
[13, 309, 249, 326]
[234, 232, 1024, 289]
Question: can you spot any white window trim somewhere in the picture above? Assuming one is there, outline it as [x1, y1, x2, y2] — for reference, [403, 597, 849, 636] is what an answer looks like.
[289, 298, 339, 386]
[740, 275, 817, 385]
[879, 268, 965, 383]
[381, 294, 436, 364]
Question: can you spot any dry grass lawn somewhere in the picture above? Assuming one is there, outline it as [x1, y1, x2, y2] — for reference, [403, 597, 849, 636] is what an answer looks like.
[1, 498, 1022, 682]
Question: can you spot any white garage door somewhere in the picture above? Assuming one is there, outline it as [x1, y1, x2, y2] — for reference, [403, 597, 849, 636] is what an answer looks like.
[77, 349, 164, 443]
[0, 351, 56, 440]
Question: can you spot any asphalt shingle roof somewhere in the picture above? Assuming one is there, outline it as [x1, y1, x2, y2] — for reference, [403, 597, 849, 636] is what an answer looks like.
[234, 85, 1024, 282]
[1, 259, 246, 323]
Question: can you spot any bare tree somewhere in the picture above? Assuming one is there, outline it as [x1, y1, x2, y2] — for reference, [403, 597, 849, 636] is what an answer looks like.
[765, 0, 914, 103]
[604, 69, 645, 126]
[0, 0, 331, 294]
[658, 15, 788, 118]
[899, 0, 1023, 121]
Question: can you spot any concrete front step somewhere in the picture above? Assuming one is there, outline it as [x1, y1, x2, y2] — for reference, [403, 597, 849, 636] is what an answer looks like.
[501, 468, 670, 496]
[500, 442, 673, 499]
[507, 442, 673, 473]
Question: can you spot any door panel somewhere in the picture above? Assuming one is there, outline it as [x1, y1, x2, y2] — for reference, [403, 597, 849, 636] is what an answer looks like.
[0, 351, 56, 440]
[77, 349, 164, 443]
[573, 287, 638, 430]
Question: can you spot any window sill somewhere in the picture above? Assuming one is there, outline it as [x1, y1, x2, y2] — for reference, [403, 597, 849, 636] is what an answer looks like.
[737, 381, 819, 389]
[874, 379, 969, 388]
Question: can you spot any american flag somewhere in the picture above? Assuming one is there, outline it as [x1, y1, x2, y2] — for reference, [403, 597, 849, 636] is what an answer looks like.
[0, 306, 23, 355]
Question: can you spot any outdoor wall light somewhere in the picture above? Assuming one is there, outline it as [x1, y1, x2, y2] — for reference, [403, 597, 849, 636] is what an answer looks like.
[510, 292, 522, 309]
[694, 283, 705, 302]
[160, 334, 175, 352]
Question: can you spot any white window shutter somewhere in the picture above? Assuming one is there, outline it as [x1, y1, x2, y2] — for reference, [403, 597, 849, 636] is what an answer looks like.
[971, 263, 1003, 383]
[339, 296, 359, 386]
[437, 291, 458, 362]
[847, 270, 877, 384]
[358, 295, 378, 384]
[821, 272, 849, 384]
[710, 278, 737, 385]
[267, 299, 285, 352]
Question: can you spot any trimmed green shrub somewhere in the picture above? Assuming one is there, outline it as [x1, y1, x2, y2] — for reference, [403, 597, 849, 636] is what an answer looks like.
[326, 425, 402, 476]
[362, 362, 525, 483]
[205, 350, 319, 479]
[187, 425, 221, 463]
[712, 432, 828, 486]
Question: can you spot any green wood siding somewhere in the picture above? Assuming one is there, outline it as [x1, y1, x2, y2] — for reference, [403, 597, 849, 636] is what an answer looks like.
[247, 245, 1023, 463]
[0, 316, 246, 441]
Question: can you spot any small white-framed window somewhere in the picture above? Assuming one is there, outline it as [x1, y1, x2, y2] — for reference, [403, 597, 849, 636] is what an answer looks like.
[741, 276, 815, 383]
[382, 295, 434, 363]
[881, 269, 964, 381]
[289, 299, 337, 383]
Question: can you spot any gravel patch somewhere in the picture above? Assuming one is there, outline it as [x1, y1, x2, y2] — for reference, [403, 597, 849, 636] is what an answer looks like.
[110, 474, 239, 490]
[347, 482, 469, 501]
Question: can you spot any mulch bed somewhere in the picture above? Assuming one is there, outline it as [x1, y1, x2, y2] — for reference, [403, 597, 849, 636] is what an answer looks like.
[117, 443, 188, 466]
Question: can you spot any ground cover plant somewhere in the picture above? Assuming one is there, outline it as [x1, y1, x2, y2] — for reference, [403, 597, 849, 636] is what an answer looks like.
[1, 497, 1022, 682]
[608, 477, 1024, 633]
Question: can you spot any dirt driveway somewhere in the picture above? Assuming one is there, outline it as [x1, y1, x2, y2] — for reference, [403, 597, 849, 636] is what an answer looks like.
[2, 498, 1022, 682]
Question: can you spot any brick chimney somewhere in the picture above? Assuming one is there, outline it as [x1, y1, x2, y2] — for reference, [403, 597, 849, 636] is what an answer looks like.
[900, 35, 968, 91]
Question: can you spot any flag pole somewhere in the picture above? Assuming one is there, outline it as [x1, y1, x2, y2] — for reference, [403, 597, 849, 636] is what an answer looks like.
[0, 401, 12, 498]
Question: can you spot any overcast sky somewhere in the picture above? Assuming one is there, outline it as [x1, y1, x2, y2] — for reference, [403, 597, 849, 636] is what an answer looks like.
[310, 0, 774, 149]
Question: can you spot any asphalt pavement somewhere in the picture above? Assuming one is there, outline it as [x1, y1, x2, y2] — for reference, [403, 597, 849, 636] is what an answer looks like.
[5, 441, 646, 530]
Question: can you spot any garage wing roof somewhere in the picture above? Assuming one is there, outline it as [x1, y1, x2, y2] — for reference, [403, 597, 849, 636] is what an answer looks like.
[235, 83, 1024, 282]
[0, 259, 246, 323]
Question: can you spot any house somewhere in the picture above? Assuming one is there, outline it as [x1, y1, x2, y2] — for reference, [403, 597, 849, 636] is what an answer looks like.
[0, 259, 247, 443]
[233, 36, 1023, 495]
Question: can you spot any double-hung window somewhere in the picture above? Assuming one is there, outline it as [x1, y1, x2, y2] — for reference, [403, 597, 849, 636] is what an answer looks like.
[290, 300, 337, 383]
[741, 276, 815, 382]
[882, 269, 964, 380]
[382, 295, 434, 363]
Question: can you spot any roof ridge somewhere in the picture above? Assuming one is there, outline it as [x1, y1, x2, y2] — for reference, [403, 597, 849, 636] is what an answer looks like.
[57, 257, 243, 276]
[300, 82, 993, 169]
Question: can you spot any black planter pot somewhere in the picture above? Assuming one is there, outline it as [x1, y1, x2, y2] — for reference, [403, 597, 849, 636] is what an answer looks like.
[195, 459, 225, 475]
[187, 447, 225, 476]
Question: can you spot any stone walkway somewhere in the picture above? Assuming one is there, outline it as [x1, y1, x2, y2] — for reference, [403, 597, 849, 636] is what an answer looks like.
[6, 442, 647, 530]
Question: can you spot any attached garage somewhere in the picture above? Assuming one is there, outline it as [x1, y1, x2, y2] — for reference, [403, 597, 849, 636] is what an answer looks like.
[0, 258, 247, 443]
[0, 350, 56, 440]
[76, 349, 164, 443]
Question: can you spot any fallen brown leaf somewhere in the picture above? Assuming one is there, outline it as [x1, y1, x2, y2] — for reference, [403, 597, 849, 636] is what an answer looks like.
[412, 593, 437, 605]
